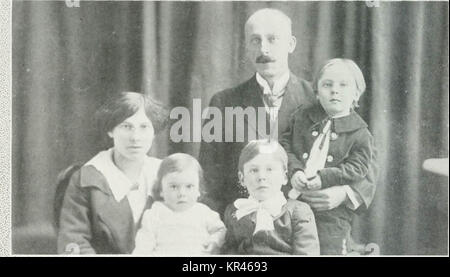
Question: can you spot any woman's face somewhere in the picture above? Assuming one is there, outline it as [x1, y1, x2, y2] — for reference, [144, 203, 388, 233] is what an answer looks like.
[239, 153, 287, 201]
[108, 108, 155, 163]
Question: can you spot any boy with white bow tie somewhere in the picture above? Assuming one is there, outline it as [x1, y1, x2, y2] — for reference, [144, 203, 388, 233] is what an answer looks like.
[221, 140, 319, 255]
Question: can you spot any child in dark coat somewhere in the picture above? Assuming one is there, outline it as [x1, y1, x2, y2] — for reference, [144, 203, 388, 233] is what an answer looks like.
[222, 140, 320, 255]
[280, 58, 377, 254]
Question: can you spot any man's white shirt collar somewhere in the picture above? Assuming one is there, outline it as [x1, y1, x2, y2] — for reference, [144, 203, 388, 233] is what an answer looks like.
[255, 71, 290, 97]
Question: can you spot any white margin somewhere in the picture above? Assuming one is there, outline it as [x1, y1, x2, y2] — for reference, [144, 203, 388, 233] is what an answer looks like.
[0, 0, 12, 257]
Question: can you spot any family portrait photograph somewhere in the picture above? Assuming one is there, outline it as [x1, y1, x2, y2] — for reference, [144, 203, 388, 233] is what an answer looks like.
[7, 0, 449, 257]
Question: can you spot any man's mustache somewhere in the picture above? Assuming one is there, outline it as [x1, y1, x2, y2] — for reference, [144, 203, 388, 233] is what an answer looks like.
[256, 55, 276, 64]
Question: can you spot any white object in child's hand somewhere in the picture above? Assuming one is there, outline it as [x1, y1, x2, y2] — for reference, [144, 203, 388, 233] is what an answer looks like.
[289, 120, 332, 199]
[288, 187, 302, 200]
[304, 120, 332, 178]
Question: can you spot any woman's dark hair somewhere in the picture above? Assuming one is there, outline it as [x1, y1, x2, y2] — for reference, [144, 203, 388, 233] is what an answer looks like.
[96, 92, 169, 143]
[152, 153, 205, 201]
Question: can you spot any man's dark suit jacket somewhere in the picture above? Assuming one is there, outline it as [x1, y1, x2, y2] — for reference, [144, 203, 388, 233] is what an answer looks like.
[198, 73, 316, 216]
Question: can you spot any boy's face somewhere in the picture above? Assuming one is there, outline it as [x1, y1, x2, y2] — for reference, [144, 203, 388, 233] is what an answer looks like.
[108, 108, 154, 163]
[317, 63, 359, 117]
[245, 15, 296, 81]
[160, 168, 200, 212]
[239, 153, 287, 201]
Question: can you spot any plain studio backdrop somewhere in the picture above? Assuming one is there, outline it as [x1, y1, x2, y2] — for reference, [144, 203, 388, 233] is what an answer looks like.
[12, 1, 448, 254]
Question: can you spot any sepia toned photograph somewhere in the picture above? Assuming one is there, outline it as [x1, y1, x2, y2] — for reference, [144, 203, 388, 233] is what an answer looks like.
[10, 0, 449, 256]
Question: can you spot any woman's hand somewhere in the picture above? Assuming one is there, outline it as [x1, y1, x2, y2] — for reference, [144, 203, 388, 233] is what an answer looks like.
[300, 186, 347, 211]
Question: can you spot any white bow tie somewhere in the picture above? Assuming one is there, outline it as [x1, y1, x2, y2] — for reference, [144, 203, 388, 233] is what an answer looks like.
[234, 192, 287, 234]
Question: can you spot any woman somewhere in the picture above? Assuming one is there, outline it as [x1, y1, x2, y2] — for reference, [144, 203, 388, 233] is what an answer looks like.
[57, 92, 169, 254]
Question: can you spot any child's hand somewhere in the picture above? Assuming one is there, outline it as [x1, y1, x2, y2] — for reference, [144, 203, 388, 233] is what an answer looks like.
[291, 171, 308, 191]
[306, 175, 322, 190]
[203, 241, 221, 254]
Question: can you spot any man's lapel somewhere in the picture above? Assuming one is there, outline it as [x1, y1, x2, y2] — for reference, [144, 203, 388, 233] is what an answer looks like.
[278, 73, 300, 121]
[277, 73, 313, 136]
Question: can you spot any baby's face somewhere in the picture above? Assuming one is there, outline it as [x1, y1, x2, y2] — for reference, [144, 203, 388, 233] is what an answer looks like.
[160, 169, 200, 212]
[317, 63, 359, 117]
[240, 153, 287, 201]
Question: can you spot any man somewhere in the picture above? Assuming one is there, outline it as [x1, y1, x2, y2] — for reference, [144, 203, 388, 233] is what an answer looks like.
[199, 8, 316, 216]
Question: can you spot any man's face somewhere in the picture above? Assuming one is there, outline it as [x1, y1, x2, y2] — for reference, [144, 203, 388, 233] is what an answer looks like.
[245, 16, 296, 81]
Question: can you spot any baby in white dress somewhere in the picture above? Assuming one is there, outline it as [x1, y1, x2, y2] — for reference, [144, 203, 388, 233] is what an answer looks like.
[133, 153, 226, 255]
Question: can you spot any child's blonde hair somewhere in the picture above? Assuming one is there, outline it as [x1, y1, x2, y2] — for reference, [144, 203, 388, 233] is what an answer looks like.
[238, 139, 288, 173]
[313, 58, 366, 107]
[152, 153, 204, 201]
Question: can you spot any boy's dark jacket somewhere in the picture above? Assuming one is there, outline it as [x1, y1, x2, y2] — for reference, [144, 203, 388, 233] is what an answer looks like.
[222, 199, 320, 255]
[279, 104, 378, 254]
[279, 104, 378, 210]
